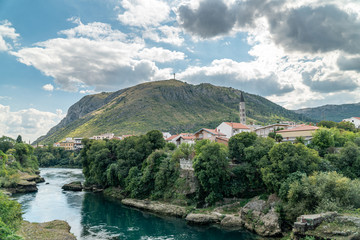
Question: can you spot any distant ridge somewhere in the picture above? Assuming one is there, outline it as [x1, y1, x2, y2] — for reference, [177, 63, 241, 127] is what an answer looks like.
[295, 103, 360, 122]
[35, 80, 313, 144]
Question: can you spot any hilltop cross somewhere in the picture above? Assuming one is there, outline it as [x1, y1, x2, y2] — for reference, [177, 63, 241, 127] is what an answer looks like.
[173, 73, 176, 80]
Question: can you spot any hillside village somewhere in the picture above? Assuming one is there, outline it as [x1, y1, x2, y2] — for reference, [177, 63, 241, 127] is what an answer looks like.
[43, 92, 359, 151]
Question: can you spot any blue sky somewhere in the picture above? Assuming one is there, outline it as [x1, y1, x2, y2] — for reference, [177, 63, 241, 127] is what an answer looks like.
[1, 0, 360, 142]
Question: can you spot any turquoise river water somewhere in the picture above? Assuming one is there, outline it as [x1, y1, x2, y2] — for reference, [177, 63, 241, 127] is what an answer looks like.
[13, 168, 258, 240]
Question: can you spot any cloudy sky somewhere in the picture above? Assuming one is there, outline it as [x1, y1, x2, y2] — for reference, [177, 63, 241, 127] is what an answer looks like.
[1, 0, 360, 142]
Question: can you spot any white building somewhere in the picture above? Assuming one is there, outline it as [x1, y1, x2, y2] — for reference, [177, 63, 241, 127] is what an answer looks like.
[90, 133, 115, 140]
[342, 117, 360, 128]
[216, 122, 251, 139]
[254, 124, 293, 138]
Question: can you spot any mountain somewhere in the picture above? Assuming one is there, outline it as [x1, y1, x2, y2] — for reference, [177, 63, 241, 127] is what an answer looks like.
[35, 80, 312, 144]
[295, 103, 360, 122]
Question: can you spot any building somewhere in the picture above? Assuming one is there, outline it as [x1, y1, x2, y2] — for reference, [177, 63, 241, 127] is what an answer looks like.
[162, 132, 172, 139]
[342, 117, 360, 128]
[90, 133, 115, 140]
[194, 128, 226, 141]
[276, 125, 319, 144]
[254, 124, 293, 138]
[176, 135, 196, 145]
[59, 138, 75, 151]
[166, 133, 193, 146]
[239, 92, 246, 124]
[216, 122, 250, 138]
[73, 138, 83, 150]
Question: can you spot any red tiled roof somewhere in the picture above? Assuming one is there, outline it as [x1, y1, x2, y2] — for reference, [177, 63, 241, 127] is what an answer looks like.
[166, 135, 179, 141]
[202, 128, 226, 136]
[277, 125, 319, 133]
[353, 117, 360, 120]
[215, 136, 229, 142]
[179, 135, 196, 140]
[224, 122, 250, 129]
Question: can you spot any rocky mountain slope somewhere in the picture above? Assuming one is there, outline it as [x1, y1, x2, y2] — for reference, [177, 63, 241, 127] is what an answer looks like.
[35, 80, 312, 144]
[295, 103, 360, 122]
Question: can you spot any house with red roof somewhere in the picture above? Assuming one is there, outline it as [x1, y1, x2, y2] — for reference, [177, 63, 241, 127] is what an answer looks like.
[166, 133, 194, 146]
[342, 117, 360, 128]
[194, 128, 229, 145]
[276, 125, 319, 144]
[216, 122, 250, 138]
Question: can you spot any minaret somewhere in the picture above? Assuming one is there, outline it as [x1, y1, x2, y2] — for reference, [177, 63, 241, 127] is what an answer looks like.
[239, 92, 246, 124]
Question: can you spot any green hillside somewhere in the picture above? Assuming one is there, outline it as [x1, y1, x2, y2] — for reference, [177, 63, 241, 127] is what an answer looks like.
[295, 103, 360, 122]
[35, 80, 312, 144]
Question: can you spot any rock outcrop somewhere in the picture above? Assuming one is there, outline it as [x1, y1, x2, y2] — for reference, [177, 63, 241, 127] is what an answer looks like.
[185, 213, 222, 225]
[293, 213, 360, 240]
[121, 198, 187, 218]
[220, 215, 243, 230]
[239, 194, 282, 237]
[62, 182, 83, 191]
[17, 220, 76, 240]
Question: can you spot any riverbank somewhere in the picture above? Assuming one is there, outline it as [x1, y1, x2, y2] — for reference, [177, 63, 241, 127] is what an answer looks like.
[102, 189, 282, 237]
[17, 220, 76, 240]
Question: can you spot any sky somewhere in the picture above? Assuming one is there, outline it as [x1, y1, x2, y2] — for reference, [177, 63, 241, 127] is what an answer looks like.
[1, 0, 360, 142]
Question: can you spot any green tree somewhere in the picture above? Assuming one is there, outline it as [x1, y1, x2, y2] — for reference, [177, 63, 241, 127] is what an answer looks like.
[311, 129, 335, 157]
[15, 135, 22, 144]
[228, 132, 257, 162]
[294, 136, 305, 144]
[193, 142, 230, 205]
[318, 120, 337, 129]
[331, 142, 360, 179]
[275, 134, 283, 143]
[0, 193, 23, 235]
[286, 172, 360, 219]
[260, 142, 321, 194]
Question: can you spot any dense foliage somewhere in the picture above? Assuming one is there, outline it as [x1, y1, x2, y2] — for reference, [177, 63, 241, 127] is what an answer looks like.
[80, 126, 360, 225]
[0, 193, 23, 240]
[34, 146, 81, 167]
[0, 136, 39, 188]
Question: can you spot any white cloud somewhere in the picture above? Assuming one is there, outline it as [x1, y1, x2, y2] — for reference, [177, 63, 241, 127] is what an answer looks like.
[0, 104, 65, 143]
[143, 25, 184, 46]
[42, 84, 54, 91]
[10, 21, 182, 92]
[137, 47, 185, 62]
[0, 20, 19, 51]
[117, 0, 171, 27]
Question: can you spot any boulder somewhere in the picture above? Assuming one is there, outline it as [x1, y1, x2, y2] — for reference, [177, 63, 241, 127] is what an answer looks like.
[220, 215, 243, 229]
[239, 195, 282, 237]
[121, 198, 187, 218]
[185, 213, 222, 225]
[15, 180, 38, 193]
[62, 181, 83, 191]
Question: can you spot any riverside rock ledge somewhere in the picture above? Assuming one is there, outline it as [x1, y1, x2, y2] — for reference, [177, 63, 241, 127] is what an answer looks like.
[121, 198, 187, 218]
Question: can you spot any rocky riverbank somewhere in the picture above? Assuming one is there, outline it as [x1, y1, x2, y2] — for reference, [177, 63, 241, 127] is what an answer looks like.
[4, 171, 45, 194]
[121, 194, 282, 237]
[17, 220, 76, 240]
[293, 212, 360, 240]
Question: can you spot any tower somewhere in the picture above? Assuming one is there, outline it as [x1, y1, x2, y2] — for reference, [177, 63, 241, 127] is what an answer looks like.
[239, 92, 246, 124]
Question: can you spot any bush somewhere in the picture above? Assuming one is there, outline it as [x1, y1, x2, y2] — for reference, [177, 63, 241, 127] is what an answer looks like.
[286, 172, 360, 219]
[0, 193, 23, 238]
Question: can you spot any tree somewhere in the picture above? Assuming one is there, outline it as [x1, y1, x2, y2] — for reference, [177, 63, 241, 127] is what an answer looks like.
[318, 120, 337, 129]
[294, 136, 305, 144]
[286, 172, 360, 219]
[311, 129, 335, 157]
[260, 142, 321, 194]
[228, 132, 257, 162]
[268, 132, 276, 139]
[331, 142, 360, 179]
[15, 135, 22, 144]
[275, 134, 283, 143]
[193, 142, 230, 205]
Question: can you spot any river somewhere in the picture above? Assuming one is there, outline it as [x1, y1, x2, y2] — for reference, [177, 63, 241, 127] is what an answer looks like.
[13, 168, 258, 240]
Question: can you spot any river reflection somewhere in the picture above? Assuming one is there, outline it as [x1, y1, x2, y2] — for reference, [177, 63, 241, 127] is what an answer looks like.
[14, 168, 258, 240]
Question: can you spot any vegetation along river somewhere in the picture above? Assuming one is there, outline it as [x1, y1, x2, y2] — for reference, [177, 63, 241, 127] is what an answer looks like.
[13, 168, 258, 240]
